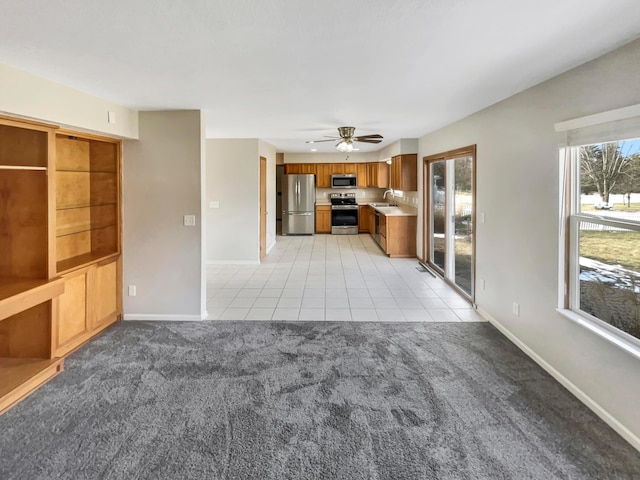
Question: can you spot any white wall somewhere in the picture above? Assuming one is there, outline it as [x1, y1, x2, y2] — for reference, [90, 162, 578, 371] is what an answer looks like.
[0, 62, 138, 139]
[122, 111, 205, 320]
[375, 139, 419, 161]
[259, 140, 277, 252]
[206, 139, 260, 263]
[417, 38, 640, 446]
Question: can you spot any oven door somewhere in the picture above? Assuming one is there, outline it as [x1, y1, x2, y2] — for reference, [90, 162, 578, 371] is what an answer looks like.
[331, 206, 358, 234]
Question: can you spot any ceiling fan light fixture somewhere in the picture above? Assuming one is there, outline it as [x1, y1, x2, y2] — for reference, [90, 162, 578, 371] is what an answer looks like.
[336, 139, 354, 152]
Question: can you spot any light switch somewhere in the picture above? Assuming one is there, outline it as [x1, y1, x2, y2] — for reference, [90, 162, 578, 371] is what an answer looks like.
[209, 201, 220, 209]
[184, 215, 196, 226]
[107, 111, 116, 124]
[479, 212, 486, 223]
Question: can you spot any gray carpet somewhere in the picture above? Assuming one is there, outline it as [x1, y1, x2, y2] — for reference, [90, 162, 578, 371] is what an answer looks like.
[1, 321, 639, 480]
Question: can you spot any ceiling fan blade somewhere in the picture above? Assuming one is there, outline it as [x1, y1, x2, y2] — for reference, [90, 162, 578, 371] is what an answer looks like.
[354, 138, 383, 144]
[353, 134, 383, 141]
[305, 139, 338, 143]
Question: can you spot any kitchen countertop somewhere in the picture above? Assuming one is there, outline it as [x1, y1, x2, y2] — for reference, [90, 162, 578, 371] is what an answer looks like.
[315, 200, 417, 216]
[368, 204, 418, 216]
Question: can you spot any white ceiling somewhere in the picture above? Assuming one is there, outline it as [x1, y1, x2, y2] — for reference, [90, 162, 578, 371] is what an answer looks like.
[0, 0, 639, 152]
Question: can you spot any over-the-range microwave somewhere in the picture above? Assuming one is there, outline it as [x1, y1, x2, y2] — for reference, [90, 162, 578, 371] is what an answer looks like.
[331, 174, 357, 189]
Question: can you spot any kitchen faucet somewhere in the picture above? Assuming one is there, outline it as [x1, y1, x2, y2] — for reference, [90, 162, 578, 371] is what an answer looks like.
[383, 189, 396, 205]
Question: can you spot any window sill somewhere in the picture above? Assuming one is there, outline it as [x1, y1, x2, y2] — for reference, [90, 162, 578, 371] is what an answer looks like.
[556, 308, 640, 361]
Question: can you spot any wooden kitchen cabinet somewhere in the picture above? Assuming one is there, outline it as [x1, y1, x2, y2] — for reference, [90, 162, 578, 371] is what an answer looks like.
[285, 163, 315, 175]
[284, 164, 302, 174]
[390, 154, 417, 191]
[357, 163, 367, 188]
[367, 162, 389, 188]
[368, 208, 376, 235]
[331, 163, 344, 174]
[316, 163, 331, 188]
[343, 163, 357, 175]
[359, 205, 369, 232]
[315, 205, 331, 233]
[378, 213, 417, 258]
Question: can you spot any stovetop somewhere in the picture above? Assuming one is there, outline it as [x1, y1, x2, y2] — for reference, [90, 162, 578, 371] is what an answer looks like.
[329, 192, 357, 206]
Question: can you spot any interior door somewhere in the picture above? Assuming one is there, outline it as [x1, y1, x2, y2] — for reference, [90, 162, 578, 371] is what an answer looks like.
[425, 146, 476, 300]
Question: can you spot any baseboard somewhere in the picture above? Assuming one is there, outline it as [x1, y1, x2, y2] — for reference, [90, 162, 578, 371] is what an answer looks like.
[476, 307, 640, 452]
[267, 240, 276, 254]
[207, 260, 260, 265]
[123, 314, 204, 321]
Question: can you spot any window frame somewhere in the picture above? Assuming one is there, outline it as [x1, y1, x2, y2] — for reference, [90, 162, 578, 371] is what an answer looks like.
[559, 145, 640, 360]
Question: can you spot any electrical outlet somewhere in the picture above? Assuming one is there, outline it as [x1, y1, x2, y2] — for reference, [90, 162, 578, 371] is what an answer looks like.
[128, 285, 136, 297]
[183, 215, 196, 226]
[512, 302, 520, 316]
[479, 212, 486, 223]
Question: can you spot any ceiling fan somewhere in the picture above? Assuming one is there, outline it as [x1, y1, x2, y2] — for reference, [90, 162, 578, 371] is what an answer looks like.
[306, 126, 383, 152]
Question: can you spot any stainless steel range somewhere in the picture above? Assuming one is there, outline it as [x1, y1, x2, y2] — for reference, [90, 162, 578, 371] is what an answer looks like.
[330, 193, 358, 235]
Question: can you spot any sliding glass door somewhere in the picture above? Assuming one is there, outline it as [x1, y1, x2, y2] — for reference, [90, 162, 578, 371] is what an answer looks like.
[425, 146, 476, 299]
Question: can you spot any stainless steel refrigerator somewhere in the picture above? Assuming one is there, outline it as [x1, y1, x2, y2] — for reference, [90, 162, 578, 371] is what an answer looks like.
[282, 174, 315, 235]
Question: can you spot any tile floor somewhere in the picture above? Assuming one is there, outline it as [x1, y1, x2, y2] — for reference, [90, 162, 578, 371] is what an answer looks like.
[206, 234, 486, 323]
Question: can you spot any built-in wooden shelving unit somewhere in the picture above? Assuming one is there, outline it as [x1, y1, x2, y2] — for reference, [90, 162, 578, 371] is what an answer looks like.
[0, 115, 122, 414]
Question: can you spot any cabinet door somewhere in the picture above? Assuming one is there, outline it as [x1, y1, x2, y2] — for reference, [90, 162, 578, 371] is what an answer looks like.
[54, 268, 90, 356]
[390, 156, 401, 190]
[93, 260, 118, 329]
[331, 164, 345, 174]
[357, 164, 367, 188]
[343, 164, 357, 175]
[301, 164, 316, 175]
[366, 163, 375, 187]
[315, 206, 331, 233]
[285, 164, 300, 174]
[316, 164, 331, 188]
[358, 206, 369, 232]
[369, 208, 376, 235]
[377, 162, 390, 188]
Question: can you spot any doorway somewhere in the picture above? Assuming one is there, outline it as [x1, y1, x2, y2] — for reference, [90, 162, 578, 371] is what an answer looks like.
[423, 145, 476, 301]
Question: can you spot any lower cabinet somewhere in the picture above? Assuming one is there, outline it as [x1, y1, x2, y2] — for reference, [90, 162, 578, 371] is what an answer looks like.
[53, 258, 120, 357]
[371, 213, 417, 258]
[315, 206, 331, 233]
[358, 205, 369, 232]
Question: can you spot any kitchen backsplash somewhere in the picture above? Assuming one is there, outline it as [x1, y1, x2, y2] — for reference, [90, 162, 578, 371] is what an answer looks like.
[316, 187, 419, 207]
[316, 188, 385, 201]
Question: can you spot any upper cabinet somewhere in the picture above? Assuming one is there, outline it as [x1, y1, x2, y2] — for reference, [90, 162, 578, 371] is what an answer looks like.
[285, 163, 315, 175]
[55, 133, 120, 274]
[316, 164, 331, 188]
[390, 154, 417, 191]
[367, 162, 389, 188]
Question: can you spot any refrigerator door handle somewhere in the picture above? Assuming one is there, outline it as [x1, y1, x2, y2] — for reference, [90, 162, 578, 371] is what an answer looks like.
[288, 212, 312, 216]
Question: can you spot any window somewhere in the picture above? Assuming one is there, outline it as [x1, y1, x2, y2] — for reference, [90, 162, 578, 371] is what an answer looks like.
[562, 138, 640, 346]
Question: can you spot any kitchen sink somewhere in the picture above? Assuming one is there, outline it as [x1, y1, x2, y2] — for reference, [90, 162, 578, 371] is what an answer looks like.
[369, 203, 390, 207]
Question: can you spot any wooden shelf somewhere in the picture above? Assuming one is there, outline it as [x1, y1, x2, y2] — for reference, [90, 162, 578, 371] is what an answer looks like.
[0, 358, 64, 414]
[56, 251, 120, 276]
[56, 202, 118, 211]
[0, 277, 65, 322]
[0, 165, 47, 171]
[56, 222, 118, 238]
[55, 169, 116, 174]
